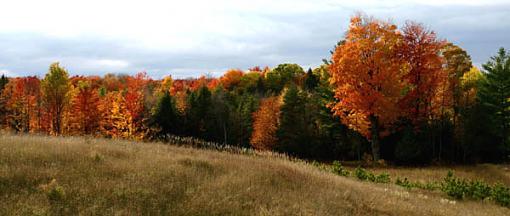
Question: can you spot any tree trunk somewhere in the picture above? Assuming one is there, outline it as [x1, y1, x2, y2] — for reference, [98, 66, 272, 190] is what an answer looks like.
[369, 114, 380, 162]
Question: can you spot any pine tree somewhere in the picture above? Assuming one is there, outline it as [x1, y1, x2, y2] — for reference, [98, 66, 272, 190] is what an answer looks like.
[478, 48, 510, 149]
[277, 85, 311, 156]
[304, 68, 319, 91]
[151, 91, 178, 139]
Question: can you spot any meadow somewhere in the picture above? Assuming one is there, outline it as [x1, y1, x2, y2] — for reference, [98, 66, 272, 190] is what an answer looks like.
[1, 134, 509, 215]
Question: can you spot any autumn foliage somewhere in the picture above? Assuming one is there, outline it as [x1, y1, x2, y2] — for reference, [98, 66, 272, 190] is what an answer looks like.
[0, 14, 506, 164]
[250, 96, 281, 150]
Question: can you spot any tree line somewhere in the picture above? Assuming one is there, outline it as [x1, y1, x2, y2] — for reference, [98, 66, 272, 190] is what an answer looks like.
[0, 15, 509, 164]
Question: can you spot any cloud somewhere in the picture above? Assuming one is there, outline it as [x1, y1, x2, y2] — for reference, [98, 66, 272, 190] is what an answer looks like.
[0, 0, 508, 78]
[0, 69, 17, 77]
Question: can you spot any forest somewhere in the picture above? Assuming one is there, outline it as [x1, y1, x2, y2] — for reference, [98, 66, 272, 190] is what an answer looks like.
[0, 15, 509, 165]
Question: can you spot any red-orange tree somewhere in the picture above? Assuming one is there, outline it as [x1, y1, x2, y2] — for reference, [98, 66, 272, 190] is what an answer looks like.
[250, 96, 281, 151]
[398, 22, 446, 124]
[69, 79, 101, 135]
[329, 15, 407, 161]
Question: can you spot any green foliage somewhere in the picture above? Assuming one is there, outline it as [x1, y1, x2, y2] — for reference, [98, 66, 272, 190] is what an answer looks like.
[354, 167, 371, 181]
[468, 180, 492, 200]
[441, 171, 469, 199]
[439, 170, 510, 207]
[395, 177, 412, 189]
[395, 177, 440, 191]
[277, 85, 316, 157]
[151, 92, 179, 138]
[353, 167, 389, 183]
[478, 48, 510, 157]
[375, 172, 391, 183]
[265, 63, 304, 93]
[185, 86, 212, 139]
[47, 185, 66, 203]
[304, 68, 319, 91]
[0, 74, 8, 92]
[331, 161, 350, 177]
[41, 62, 71, 134]
[492, 183, 510, 207]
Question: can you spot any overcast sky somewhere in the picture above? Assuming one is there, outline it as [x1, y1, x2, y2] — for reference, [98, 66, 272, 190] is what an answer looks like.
[0, 0, 509, 78]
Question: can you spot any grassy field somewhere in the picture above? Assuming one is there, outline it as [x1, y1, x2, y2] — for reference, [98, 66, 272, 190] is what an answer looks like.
[0, 134, 509, 215]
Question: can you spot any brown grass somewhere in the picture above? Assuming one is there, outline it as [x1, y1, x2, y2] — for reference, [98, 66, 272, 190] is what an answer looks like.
[0, 134, 509, 215]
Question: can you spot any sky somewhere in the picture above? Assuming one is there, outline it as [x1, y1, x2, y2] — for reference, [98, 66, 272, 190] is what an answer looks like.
[0, 0, 509, 78]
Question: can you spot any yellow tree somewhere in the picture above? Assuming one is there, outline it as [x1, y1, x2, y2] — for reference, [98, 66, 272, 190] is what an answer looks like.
[329, 15, 407, 161]
[100, 92, 135, 139]
[41, 63, 71, 135]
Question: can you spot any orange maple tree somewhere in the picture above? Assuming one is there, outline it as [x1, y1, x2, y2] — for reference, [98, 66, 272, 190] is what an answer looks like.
[329, 15, 407, 161]
[69, 80, 101, 135]
[220, 69, 244, 90]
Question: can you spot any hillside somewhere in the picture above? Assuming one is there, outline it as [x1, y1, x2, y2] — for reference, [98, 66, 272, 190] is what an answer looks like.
[0, 135, 509, 215]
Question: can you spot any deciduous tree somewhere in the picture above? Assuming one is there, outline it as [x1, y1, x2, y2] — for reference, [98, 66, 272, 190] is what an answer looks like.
[329, 15, 407, 161]
[250, 96, 281, 150]
[41, 63, 71, 135]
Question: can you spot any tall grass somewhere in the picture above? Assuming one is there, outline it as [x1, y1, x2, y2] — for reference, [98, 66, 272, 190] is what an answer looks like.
[0, 134, 509, 215]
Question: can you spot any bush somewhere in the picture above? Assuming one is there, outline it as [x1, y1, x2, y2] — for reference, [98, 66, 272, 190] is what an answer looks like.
[354, 167, 370, 181]
[354, 167, 389, 183]
[492, 183, 510, 207]
[47, 185, 66, 203]
[468, 180, 492, 200]
[375, 172, 391, 183]
[441, 171, 469, 199]
[395, 177, 413, 189]
[331, 161, 350, 177]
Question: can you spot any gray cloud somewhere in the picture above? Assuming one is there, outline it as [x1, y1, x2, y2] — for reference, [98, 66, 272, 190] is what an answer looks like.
[0, 3, 508, 78]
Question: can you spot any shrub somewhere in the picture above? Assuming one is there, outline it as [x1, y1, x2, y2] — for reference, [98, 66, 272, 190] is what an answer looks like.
[441, 171, 469, 199]
[47, 185, 66, 203]
[468, 180, 492, 200]
[354, 167, 389, 183]
[355, 167, 369, 181]
[395, 177, 413, 189]
[375, 172, 391, 183]
[491, 183, 510, 207]
[331, 161, 350, 177]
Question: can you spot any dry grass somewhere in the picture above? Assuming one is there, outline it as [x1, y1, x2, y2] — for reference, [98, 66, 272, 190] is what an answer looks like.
[0, 134, 509, 215]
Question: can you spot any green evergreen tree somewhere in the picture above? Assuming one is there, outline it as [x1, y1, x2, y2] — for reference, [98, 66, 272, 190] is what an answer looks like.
[478, 48, 510, 154]
[277, 85, 313, 157]
[151, 92, 178, 139]
[186, 86, 212, 139]
[0, 75, 8, 92]
[304, 68, 319, 91]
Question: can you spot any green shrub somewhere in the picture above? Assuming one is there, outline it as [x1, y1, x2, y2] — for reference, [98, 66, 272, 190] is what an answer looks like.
[354, 167, 369, 181]
[468, 180, 492, 200]
[375, 172, 391, 183]
[491, 183, 510, 207]
[354, 167, 389, 183]
[441, 171, 469, 199]
[331, 161, 350, 177]
[395, 177, 413, 189]
[47, 185, 66, 203]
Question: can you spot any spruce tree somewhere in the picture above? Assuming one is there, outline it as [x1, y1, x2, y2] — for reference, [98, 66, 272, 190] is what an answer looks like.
[478, 48, 510, 149]
[151, 92, 178, 138]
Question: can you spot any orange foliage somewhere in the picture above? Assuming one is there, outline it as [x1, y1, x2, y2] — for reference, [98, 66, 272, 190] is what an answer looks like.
[250, 96, 281, 150]
[329, 15, 407, 139]
[220, 69, 244, 90]
[69, 80, 101, 135]
[398, 22, 446, 124]
[1, 77, 41, 132]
